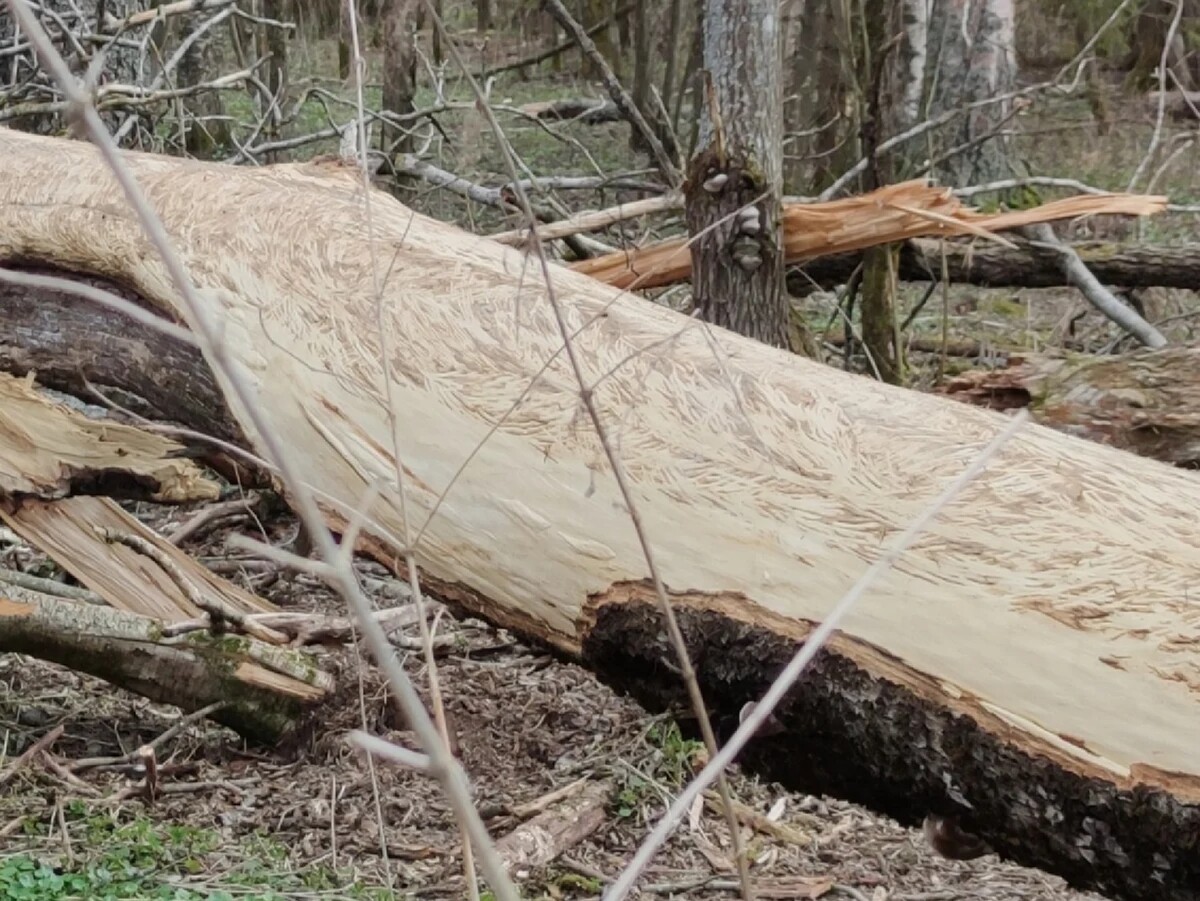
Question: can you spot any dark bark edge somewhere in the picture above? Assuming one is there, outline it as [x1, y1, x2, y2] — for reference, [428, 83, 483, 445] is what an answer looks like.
[581, 590, 1199, 901]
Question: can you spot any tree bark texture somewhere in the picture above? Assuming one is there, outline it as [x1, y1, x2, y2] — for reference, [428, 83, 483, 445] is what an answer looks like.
[924, 0, 1017, 185]
[382, 0, 421, 153]
[0, 585, 331, 744]
[685, 0, 788, 349]
[781, 0, 852, 193]
[786, 236, 1200, 290]
[0, 130, 1198, 901]
[857, 0, 903, 383]
[941, 345, 1200, 469]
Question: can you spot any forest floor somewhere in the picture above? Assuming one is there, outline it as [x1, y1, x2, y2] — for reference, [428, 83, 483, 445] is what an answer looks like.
[3, 21, 1197, 901]
[0, 503, 1110, 901]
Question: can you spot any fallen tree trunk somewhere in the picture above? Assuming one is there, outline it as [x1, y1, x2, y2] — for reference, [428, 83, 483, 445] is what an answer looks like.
[788, 235, 1200, 290]
[941, 346, 1200, 468]
[0, 129, 1197, 901]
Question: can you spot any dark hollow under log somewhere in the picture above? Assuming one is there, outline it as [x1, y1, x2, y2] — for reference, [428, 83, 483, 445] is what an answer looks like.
[583, 595, 1199, 901]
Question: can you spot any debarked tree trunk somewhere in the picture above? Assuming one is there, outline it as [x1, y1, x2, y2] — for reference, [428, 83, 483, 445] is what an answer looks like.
[0, 128, 1197, 901]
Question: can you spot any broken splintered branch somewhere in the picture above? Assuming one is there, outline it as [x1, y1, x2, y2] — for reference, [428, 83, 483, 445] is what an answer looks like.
[1021, 223, 1168, 349]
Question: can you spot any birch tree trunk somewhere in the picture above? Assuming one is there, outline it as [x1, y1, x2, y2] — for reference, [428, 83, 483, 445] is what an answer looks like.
[684, 0, 789, 349]
[896, 0, 929, 133]
[925, 0, 1017, 186]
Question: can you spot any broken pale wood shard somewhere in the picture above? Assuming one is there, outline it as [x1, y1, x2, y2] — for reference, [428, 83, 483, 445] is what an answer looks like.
[569, 179, 1168, 289]
[494, 779, 612, 874]
[0, 496, 272, 622]
[0, 128, 1197, 901]
[0, 371, 219, 504]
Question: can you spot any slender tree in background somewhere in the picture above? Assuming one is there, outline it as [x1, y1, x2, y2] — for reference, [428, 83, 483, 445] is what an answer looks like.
[631, 0, 679, 160]
[781, 0, 852, 193]
[857, 0, 905, 384]
[477, 0, 492, 31]
[382, 0, 421, 154]
[925, 0, 1017, 186]
[172, 6, 231, 158]
[685, 0, 810, 352]
[581, 0, 620, 80]
[257, 0, 290, 162]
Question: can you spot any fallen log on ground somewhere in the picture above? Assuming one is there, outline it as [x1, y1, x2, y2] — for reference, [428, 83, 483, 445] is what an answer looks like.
[0, 370, 333, 741]
[788, 235, 1200, 290]
[569, 181, 1167, 290]
[941, 346, 1200, 469]
[0, 583, 332, 743]
[0, 128, 1197, 901]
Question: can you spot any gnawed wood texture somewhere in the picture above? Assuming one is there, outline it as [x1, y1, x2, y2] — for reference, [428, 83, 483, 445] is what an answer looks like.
[0, 129, 1197, 901]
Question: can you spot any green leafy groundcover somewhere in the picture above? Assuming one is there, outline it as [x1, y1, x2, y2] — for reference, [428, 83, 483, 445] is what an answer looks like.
[0, 807, 390, 901]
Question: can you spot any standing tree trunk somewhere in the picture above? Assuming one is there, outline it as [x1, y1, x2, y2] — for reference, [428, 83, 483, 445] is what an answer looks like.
[925, 0, 1017, 186]
[894, 0, 929, 135]
[339, 1, 356, 79]
[660, 0, 685, 125]
[630, 0, 678, 160]
[857, 0, 905, 384]
[685, 0, 794, 350]
[382, 0, 421, 154]
[477, 0, 492, 30]
[782, 0, 853, 194]
[257, 0, 290, 163]
[581, 0, 619, 80]
[431, 0, 443, 63]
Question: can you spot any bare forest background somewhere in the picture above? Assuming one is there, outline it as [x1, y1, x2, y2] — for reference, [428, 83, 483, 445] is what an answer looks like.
[2, 1, 1200, 900]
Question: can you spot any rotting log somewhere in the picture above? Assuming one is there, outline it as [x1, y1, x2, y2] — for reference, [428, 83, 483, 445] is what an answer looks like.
[0, 129, 1197, 901]
[788, 235, 1200, 290]
[940, 346, 1200, 469]
[0, 583, 333, 744]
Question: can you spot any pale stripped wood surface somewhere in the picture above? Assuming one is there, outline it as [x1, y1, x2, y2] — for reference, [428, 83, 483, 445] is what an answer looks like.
[0, 129, 1197, 790]
[0, 496, 275, 622]
[0, 370, 219, 504]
